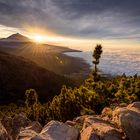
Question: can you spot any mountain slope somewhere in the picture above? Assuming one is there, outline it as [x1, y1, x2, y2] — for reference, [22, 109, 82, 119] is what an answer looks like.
[0, 51, 75, 104]
[0, 33, 30, 42]
[0, 33, 90, 80]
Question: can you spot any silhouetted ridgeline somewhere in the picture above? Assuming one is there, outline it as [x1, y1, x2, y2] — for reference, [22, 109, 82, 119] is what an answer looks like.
[0, 51, 75, 104]
[0, 35, 90, 82]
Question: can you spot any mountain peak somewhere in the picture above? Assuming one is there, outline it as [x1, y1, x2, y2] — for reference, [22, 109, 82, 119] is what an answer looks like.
[7, 33, 29, 41]
[0, 33, 30, 42]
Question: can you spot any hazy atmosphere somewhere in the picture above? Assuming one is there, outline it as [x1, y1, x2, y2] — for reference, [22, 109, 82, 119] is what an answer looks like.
[0, 1, 140, 139]
[0, 0, 140, 50]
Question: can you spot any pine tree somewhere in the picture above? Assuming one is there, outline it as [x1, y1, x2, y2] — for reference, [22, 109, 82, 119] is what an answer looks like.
[92, 44, 103, 81]
[25, 89, 41, 121]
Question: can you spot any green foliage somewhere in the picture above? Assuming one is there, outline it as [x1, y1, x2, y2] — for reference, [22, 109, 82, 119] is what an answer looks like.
[0, 75, 140, 123]
[46, 75, 140, 122]
[0, 75, 140, 124]
[93, 44, 103, 67]
[1, 46, 140, 124]
[92, 44, 103, 81]
[25, 89, 41, 121]
[114, 76, 140, 103]
[93, 44, 103, 63]
[0, 103, 25, 118]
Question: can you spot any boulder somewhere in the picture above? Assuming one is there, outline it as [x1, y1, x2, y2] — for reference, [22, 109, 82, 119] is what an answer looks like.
[127, 102, 140, 113]
[0, 122, 10, 140]
[73, 115, 88, 124]
[2, 113, 31, 140]
[1, 116, 12, 136]
[12, 113, 31, 129]
[82, 116, 103, 130]
[32, 120, 79, 140]
[112, 107, 125, 126]
[16, 129, 37, 140]
[16, 121, 42, 140]
[31, 135, 48, 140]
[65, 120, 76, 127]
[80, 117, 122, 140]
[24, 121, 42, 133]
[112, 106, 140, 140]
[80, 126, 100, 140]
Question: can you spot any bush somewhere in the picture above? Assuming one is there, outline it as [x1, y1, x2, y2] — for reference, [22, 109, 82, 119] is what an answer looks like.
[0, 75, 140, 124]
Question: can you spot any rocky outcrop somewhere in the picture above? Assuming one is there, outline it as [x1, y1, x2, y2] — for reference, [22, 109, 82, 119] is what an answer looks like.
[16, 129, 37, 140]
[33, 120, 80, 140]
[65, 120, 76, 127]
[112, 102, 140, 140]
[81, 126, 121, 140]
[1, 102, 140, 140]
[23, 121, 42, 133]
[127, 102, 140, 113]
[0, 122, 10, 140]
[101, 107, 113, 121]
[16, 121, 42, 140]
[1, 113, 31, 140]
[80, 117, 122, 140]
[1, 116, 12, 137]
[1, 116, 79, 140]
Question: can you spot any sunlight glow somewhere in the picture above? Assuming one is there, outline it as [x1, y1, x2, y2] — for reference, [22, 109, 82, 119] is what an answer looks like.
[32, 34, 46, 43]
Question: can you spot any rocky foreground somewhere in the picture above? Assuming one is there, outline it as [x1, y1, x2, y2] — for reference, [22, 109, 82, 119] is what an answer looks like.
[1, 102, 140, 140]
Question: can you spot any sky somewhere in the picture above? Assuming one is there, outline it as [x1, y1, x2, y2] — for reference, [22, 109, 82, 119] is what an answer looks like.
[0, 0, 140, 50]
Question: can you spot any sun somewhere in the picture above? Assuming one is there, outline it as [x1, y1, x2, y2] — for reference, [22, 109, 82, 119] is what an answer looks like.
[32, 34, 46, 43]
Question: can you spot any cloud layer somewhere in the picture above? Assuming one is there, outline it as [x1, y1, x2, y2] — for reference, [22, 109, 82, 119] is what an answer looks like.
[0, 0, 140, 39]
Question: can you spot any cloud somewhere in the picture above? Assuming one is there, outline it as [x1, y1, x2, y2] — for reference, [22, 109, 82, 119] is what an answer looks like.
[0, 0, 140, 40]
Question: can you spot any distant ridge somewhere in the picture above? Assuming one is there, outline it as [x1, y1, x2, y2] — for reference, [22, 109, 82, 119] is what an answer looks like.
[0, 33, 30, 42]
[0, 51, 75, 104]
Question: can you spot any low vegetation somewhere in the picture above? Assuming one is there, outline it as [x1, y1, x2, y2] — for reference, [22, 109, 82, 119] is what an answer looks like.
[0, 45, 140, 125]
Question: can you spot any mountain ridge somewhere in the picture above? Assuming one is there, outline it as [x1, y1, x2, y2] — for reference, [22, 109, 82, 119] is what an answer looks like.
[0, 33, 89, 80]
[0, 33, 31, 42]
[0, 51, 75, 104]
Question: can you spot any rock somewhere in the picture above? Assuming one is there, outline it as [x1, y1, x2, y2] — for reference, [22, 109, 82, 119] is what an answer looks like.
[16, 129, 38, 140]
[0, 122, 10, 140]
[101, 107, 113, 121]
[73, 115, 88, 124]
[80, 125, 122, 140]
[80, 117, 122, 140]
[127, 102, 140, 113]
[16, 121, 42, 140]
[101, 116, 111, 122]
[112, 106, 140, 140]
[12, 113, 31, 139]
[80, 126, 100, 140]
[1, 116, 12, 136]
[12, 113, 31, 129]
[65, 120, 83, 131]
[82, 116, 103, 130]
[73, 116, 90, 131]
[31, 135, 48, 140]
[25, 121, 42, 133]
[101, 107, 112, 117]
[65, 120, 76, 127]
[112, 107, 125, 126]
[32, 120, 79, 140]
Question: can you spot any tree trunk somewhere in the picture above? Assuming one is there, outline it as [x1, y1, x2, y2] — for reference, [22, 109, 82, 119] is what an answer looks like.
[94, 64, 97, 73]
